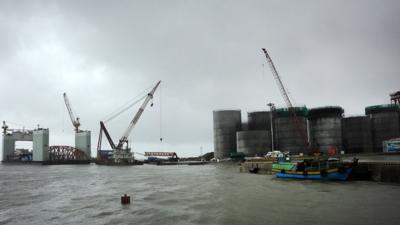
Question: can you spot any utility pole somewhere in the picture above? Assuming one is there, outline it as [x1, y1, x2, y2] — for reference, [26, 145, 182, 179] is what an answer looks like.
[267, 103, 275, 151]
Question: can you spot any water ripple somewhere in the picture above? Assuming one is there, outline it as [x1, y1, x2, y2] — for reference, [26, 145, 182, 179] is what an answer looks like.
[1, 163, 400, 225]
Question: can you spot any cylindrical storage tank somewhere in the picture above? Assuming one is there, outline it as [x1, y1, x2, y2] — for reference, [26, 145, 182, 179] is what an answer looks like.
[308, 106, 344, 153]
[241, 122, 248, 131]
[365, 104, 400, 152]
[237, 130, 271, 157]
[342, 116, 373, 153]
[213, 110, 242, 159]
[247, 111, 272, 131]
[274, 107, 308, 154]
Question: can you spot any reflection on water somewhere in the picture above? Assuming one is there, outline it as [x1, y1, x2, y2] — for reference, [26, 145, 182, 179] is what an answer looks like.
[0, 163, 399, 225]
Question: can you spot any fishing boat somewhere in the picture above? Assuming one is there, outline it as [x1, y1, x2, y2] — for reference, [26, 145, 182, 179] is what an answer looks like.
[272, 157, 356, 181]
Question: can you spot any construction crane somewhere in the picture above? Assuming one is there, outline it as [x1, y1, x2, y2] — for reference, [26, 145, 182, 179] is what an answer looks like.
[261, 48, 310, 153]
[63, 92, 81, 133]
[97, 80, 161, 163]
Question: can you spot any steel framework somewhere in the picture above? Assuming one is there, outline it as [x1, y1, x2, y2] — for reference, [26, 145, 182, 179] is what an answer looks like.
[144, 152, 178, 158]
[49, 145, 89, 161]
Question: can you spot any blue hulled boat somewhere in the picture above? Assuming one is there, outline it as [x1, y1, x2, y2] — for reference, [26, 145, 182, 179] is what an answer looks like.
[272, 157, 355, 181]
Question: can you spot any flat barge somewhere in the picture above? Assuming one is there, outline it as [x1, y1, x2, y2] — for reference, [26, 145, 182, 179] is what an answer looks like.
[1, 160, 90, 165]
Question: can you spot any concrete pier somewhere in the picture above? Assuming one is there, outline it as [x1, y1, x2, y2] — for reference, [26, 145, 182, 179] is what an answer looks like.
[353, 162, 400, 182]
[32, 129, 49, 162]
[240, 160, 273, 174]
[75, 130, 91, 158]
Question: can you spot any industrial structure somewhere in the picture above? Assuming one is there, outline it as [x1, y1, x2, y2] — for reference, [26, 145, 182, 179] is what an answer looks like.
[1, 121, 90, 163]
[342, 116, 373, 153]
[1, 92, 93, 164]
[237, 130, 271, 156]
[1, 122, 49, 162]
[214, 94, 400, 159]
[213, 110, 242, 159]
[212, 48, 400, 158]
[97, 80, 161, 165]
[63, 92, 91, 158]
[390, 91, 400, 105]
[366, 104, 400, 152]
[274, 107, 308, 154]
[235, 111, 274, 157]
[308, 106, 344, 153]
[213, 104, 400, 159]
[247, 111, 272, 131]
[261, 49, 310, 153]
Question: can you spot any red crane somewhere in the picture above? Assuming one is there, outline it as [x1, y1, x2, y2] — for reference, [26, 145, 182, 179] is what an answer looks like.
[261, 48, 310, 153]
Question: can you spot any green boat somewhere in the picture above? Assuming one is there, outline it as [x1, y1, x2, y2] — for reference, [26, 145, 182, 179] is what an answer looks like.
[272, 157, 356, 181]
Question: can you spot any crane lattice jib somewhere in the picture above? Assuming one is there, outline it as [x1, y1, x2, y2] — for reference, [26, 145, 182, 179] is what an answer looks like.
[262, 49, 293, 109]
[63, 92, 80, 132]
[117, 80, 161, 149]
[99, 121, 116, 150]
[261, 49, 310, 152]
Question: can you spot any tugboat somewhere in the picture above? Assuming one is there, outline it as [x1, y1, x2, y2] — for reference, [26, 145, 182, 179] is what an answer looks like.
[272, 156, 357, 181]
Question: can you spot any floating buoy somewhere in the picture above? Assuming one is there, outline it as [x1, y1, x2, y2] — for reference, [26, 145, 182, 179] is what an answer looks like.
[121, 194, 130, 205]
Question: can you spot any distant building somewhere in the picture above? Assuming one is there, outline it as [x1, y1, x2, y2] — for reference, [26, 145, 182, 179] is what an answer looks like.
[390, 91, 400, 105]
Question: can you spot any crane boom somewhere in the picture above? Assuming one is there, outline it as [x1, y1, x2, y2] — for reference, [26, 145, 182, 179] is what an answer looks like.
[116, 80, 161, 149]
[63, 92, 80, 132]
[261, 49, 310, 152]
[99, 121, 116, 149]
[262, 49, 293, 108]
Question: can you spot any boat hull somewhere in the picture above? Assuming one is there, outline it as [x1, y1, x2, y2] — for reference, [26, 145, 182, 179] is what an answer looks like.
[94, 159, 143, 166]
[274, 168, 352, 181]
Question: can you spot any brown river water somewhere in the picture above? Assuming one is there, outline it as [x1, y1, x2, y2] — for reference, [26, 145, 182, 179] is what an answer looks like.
[0, 163, 399, 225]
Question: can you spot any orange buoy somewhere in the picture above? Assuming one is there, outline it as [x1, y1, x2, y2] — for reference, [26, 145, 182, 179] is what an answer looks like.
[121, 194, 130, 205]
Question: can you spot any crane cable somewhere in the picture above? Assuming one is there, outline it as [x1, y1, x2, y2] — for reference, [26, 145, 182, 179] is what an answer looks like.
[103, 95, 147, 123]
[159, 83, 163, 142]
[102, 85, 154, 123]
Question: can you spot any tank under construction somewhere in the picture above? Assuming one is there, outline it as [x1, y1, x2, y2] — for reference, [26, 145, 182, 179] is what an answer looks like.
[236, 111, 273, 157]
[247, 111, 272, 131]
[274, 107, 308, 154]
[308, 106, 344, 153]
[365, 104, 400, 152]
[213, 110, 242, 159]
[237, 130, 271, 157]
[342, 116, 373, 153]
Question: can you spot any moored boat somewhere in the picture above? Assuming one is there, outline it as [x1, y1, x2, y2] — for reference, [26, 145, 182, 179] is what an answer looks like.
[272, 157, 356, 181]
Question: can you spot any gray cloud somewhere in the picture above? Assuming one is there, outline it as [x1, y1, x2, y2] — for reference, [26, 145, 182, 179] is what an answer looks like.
[1, 0, 399, 157]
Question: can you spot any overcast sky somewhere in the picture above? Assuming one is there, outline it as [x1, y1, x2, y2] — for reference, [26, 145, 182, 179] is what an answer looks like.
[1, 0, 399, 157]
